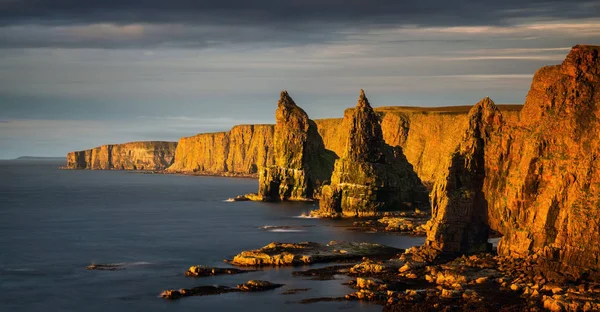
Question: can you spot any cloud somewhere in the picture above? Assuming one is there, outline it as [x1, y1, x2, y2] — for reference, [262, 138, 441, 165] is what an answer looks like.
[1, 0, 598, 26]
[0, 1, 598, 49]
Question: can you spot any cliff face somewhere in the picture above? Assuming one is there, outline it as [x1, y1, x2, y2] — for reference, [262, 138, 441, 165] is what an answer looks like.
[314, 106, 521, 187]
[66, 106, 521, 185]
[423, 45, 600, 280]
[318, 90, 429, 217]
[167, 125, 274, 175]
[485, 45, 600, 279]
[257, 91, 334, 201]
[65, 141, 177, 170]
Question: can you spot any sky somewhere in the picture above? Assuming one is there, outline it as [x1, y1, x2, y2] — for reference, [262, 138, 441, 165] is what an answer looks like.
[1, 1, 600, 159]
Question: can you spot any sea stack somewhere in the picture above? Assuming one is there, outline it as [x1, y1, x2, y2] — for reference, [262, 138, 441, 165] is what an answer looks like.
[423, 97, 503, 259]
[257, 90, 334, 201]
[318, 89, 429, 217]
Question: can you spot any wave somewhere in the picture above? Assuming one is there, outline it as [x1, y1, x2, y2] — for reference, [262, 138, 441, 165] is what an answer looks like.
[4, 268, 35, 272]
[260, 225, 308, 232]
[86, 261, 154, 270]
[292, 214, 318, 219]
[121, 261, 153, 266]
[223, 198, 236, 202]
[268, 229, 305, 233]
[0, 268, 42, 276]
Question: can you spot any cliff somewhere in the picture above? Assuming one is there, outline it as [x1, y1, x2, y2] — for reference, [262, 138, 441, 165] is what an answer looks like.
[423, 45, 600, 280]
[314, 105, 521, 187]
[167, 125, 274, 175]
[257, 91, 335, 201]
[488, 45, 600, 280]
[65, 141, 177, 170]
[318, 90, 429, 217]
[67, 105, 521, 186]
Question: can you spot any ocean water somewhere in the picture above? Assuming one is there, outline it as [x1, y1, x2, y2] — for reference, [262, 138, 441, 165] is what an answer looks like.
[0, 159, 424, 312]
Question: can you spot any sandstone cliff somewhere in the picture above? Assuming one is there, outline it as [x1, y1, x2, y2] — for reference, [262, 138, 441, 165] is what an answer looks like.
[257, 91, 335, 200]
[65, 141, 177, 170]
[318, 90, 429, 217]
[488, 45, 600, 280]
[422, 45, 600, 280]
[66, 105, 521, 185]
[167, 125, 274, 175]
[314, 105, 521, 187]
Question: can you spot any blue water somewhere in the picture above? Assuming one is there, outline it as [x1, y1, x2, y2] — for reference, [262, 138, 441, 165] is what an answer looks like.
[0, 160, 424, 312]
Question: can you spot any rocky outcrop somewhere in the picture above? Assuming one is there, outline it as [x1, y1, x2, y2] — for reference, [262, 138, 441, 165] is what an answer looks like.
[318, 90, 429, 217]
[256, 91, 335, 201]
[423, 98, 502, 258]
[65, 141, 177, 170]
[422, 45, 600, 280]
[227, 241, 400, 266]
[160, 280, 283, 300]
[185, 265, 253, 277]
[167, 124, 274, 175]
[485, 45, 600, 280]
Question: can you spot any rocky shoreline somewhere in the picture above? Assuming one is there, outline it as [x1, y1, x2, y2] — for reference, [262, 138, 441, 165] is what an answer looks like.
[151, 239, 600, 310]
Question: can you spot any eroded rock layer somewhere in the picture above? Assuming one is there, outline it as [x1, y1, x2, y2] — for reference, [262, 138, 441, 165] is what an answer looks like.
[318, 90, 429, 217]
[257, 91, 335, 200]
[65, 141, 177, 170]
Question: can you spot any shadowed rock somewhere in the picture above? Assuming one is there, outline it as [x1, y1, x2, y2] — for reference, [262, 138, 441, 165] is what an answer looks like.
[185, 265, 254, 277]
[227, 241, 401, 266]
[160, 280, 283, 300]
[422, 97, 502, 259]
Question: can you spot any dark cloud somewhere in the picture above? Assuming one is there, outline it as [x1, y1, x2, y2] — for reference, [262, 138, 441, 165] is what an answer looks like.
[0, 1, 598, 49]
[1, 0, 598, 27]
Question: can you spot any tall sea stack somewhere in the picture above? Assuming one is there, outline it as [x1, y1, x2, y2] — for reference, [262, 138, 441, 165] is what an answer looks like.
[318, 90, 429, 217]
[257, 91, 334, 201]
[423, 97, 503, 259]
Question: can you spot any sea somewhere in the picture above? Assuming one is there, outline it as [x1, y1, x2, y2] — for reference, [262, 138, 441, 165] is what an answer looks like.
[0, 159, 425, 312]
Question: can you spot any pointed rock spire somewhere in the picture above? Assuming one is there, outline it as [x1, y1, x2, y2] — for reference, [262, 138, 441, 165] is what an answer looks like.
[357, 89, 371, 108]
[278, 90, 297, 108]
[345, 89, 384, 162]
[258, 90, 333, 201]
[466, 97, 503, 142]
[318, 89, 429, 217]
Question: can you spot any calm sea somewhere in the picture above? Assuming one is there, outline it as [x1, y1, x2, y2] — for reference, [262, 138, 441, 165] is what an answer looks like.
[0, 159, 424, 312]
